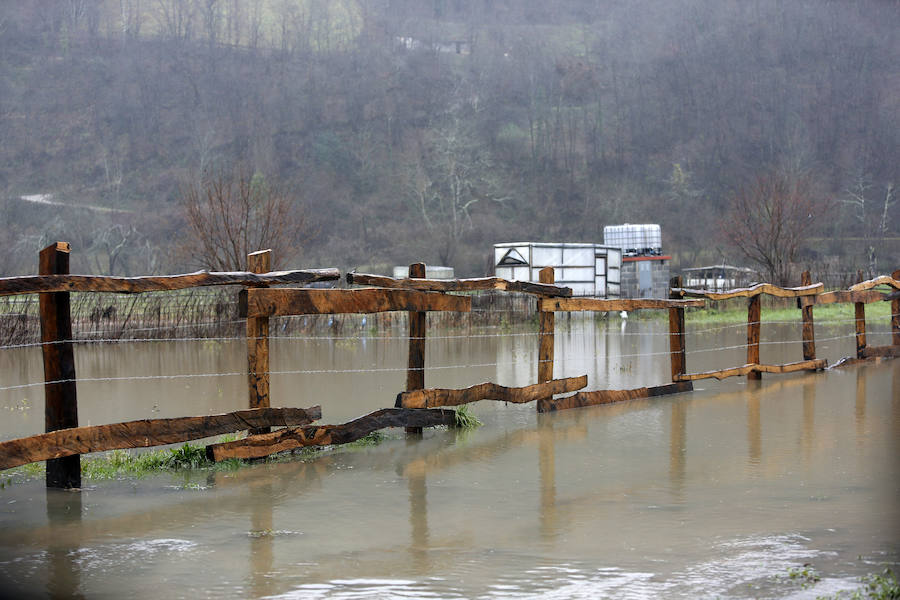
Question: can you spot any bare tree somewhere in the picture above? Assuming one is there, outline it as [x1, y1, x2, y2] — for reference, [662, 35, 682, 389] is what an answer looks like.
[721, 171, 827, 286]
[842, 172, 896, 274]
[181, 165, 312, 271]
[408, 116, 509, 267]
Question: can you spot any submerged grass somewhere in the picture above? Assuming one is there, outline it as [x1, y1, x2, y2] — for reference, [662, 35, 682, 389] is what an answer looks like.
[770, 564, 900, 600]
[454, 405, 483, 429]
[0, 429, 409, 486]
[819, 568, 900, 600]
[0, 437, 241, 486]
[82, 442, 214, 479]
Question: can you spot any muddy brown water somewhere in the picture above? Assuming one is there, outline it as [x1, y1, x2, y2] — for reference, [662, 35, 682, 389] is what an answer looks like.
[1, 316, 898, 598]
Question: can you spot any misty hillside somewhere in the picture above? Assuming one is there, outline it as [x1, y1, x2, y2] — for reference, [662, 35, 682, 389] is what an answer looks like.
[0, 0, 897, 277]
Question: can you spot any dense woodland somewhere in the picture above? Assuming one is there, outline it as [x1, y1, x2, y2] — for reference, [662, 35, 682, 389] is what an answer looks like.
[0, 0, 897, 280]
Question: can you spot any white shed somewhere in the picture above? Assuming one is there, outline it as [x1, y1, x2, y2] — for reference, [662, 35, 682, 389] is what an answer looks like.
[493, 242, 622, 297]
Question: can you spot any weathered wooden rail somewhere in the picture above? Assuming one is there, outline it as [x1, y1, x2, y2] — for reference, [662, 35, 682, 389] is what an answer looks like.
[346, 272, 572, 297]
[206, 408, 457, 461]
[533, 269, 701, 412]
[396, 376, 588, 409]
[0, 267, 340, 295]
[1, 242, 897, 484]
[670, 278, 828, 382]
[668, 270, 900, 380]
[0, 406, 322, 470]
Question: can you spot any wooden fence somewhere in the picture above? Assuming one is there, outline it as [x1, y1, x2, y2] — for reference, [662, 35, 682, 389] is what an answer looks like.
[0, 242, 898, 488]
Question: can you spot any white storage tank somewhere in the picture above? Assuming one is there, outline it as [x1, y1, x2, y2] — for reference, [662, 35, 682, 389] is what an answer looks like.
[603, 224, 662, 257]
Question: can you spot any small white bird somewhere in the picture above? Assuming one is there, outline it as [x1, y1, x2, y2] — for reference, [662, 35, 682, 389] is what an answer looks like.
[619, 311, 628, 320]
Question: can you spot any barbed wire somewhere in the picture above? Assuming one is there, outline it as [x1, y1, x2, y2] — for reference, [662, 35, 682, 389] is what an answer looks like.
[2, 329, 892, 393]
[2, 313, 896, 351]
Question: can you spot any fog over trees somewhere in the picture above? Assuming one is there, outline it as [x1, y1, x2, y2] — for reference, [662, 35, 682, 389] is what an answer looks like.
[0, 0, 897, 278]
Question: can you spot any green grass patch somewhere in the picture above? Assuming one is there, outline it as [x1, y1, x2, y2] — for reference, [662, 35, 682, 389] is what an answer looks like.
[82, 443, 213, 479]
[685, 301, 892, 326]
[0, 461, 44, 488]
[345, 431, 385, 448]
[817, 567, 900, 599]
[454, 405, 483, 429]
[0, 436, 248, 486]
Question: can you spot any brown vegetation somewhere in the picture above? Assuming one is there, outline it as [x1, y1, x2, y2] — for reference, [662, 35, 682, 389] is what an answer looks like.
[181, 166, 312, 271]
[721, 172, 829, 286]
[0, 1, 896, 277]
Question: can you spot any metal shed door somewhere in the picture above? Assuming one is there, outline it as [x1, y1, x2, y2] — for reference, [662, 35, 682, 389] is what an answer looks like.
[594, 255, 607, 297]
[638, 261, 652, 297]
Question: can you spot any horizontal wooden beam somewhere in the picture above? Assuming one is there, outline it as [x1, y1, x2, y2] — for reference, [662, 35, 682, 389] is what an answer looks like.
[673, 359, 826, 381]
[243, 287, 471, 317]
[861, 345, 900, 358]
[537, 381, 692, 412]
[798, 290, 886, 306]
[671, 282, 823, 300]
[346, 272, 572, 297]
[0, 269, 341, 296]
[0, 406, 322, 471]
[829, 355, 892, 369]
[205, 408, 455, 462]
[396, 375, 588, 409]
[539, 297, 704, 312]
[849, 275, 900, 292]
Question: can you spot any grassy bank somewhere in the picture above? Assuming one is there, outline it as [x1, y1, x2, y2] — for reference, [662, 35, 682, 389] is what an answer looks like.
[685, 300, 893, 326]
[0, 408, 482, 487]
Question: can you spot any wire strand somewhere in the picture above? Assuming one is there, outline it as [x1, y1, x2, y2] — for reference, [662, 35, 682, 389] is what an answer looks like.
[2, 330, 890, 393]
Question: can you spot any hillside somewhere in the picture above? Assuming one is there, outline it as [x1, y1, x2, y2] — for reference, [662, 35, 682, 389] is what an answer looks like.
[0, 0, 897, 277]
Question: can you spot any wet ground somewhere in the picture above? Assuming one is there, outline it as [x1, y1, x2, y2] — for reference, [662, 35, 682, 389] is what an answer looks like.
[1, 317, 897, 598]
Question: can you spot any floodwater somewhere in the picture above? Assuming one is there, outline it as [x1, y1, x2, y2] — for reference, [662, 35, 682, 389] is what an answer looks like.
[1, 316, 898, 599]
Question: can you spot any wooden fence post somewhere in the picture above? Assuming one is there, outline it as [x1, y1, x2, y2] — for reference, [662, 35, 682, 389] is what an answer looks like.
[747, 293, 761, 380]
[668, 276, 686, 381]
[39, 242, 80, 489]
[537, 267, 555, 394]
[247, 250, 271, 435]
[892, 269, 900, 347]
[854, 270, 867, 359]
[800, 270, 816, 361]
[406, 262, 426, 434]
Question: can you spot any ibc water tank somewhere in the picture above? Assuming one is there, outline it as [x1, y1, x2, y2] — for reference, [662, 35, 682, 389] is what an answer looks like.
[603, 224, 662, 256]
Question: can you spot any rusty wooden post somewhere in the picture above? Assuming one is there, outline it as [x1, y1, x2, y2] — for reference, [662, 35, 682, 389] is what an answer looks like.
[39, 242, 80, 489]
[800, 270, 816, 361]
[537, 267, 555, 397]
[406, 262, 426, 434]
[892, 269, 900, 347]
[854, 270, 867, 359]
[747, 293, 761, 380]
[247, 249, 271, 435]
[668, 275, 686, 381]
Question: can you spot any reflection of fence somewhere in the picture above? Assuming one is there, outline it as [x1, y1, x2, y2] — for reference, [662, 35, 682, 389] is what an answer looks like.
[0, 241, 898, 489]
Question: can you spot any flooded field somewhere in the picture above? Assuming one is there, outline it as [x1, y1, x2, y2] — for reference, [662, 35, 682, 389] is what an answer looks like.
[1, 317, 898, 598]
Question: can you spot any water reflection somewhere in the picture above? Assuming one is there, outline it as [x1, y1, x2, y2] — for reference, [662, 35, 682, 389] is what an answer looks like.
[669, 400, 686, 499]
[45, 489, 84, 600]
[537, 415, 556, 543]
[801, 376, 816, 465]
[855, 367, 867, 445]
[746, 382, 762, 468]
[2, 323, 898, 599]
[249, 482, 274, 598]
[405, 459, 430, 573]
